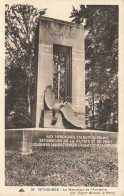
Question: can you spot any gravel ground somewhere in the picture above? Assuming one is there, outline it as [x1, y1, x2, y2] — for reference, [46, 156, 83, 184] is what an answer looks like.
[5, 146, 118, 186]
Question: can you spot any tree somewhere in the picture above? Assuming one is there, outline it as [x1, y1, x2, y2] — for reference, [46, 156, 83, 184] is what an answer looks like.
[70, 5, 118, 131]
[5, 4, 46, 128]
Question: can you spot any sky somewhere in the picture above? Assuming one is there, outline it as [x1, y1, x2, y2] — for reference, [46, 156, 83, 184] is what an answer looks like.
[32, 0, 81, 21]
[34, 0, 81, 22]
[3, 0, 120, 22]
[4, 0, 84, 22]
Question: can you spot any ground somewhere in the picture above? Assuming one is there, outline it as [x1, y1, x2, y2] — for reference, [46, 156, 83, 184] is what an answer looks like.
[5, 146, 118, 186]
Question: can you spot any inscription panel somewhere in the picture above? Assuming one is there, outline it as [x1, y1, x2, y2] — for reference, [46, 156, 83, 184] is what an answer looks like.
[32, 130, 117, 150]
[39, 17, 84, 51]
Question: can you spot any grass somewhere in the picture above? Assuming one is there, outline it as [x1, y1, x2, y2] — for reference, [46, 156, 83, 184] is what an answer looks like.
[5, 146, 118, 186]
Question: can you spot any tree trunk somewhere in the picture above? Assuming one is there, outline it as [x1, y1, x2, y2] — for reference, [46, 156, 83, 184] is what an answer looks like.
[27, 86, 31, 115]
[92, 92, 95, 129]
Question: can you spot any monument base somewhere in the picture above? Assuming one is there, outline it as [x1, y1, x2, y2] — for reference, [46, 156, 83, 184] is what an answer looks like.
[5, 128, 117, 154]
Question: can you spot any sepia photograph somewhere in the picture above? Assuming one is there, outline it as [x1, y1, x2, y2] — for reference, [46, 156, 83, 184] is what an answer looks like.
[1, 0, 124, 195]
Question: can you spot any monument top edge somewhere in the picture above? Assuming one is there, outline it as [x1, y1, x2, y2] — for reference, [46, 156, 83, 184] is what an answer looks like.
[5, 128, 117, 134]
[40, 16, 84, 28]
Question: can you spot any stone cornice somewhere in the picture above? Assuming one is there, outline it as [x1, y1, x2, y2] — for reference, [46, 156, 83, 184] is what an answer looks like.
[40, 16, 84, 29]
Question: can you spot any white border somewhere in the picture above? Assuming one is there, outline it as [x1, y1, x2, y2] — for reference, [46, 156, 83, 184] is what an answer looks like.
[0, 0, 124, 195]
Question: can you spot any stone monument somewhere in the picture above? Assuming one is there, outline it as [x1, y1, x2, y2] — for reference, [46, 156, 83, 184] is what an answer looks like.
[6, 16, 85, 154]
[5, 17, 118, 154]
[32, 16, 85, 129]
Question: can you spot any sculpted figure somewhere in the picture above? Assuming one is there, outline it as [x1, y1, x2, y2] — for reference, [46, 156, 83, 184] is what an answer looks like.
[44, 85, 84, 129]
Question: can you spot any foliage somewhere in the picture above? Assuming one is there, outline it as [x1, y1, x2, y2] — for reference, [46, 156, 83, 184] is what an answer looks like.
[5, 146, 118, 186]
[70, 5, 118, 131]
[5, 4, 46, 128]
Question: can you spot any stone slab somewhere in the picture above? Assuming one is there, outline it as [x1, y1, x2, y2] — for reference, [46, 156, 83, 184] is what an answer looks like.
[5, 129, 118, 154]
[33, 16, 85, 128]
[5, 130, 23, 152]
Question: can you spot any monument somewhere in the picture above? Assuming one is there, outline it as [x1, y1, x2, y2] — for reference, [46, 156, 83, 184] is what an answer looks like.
[6, 16, 86, 154]
[32, 16, 85, 129]
[5, 16, 118, 154]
